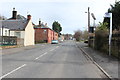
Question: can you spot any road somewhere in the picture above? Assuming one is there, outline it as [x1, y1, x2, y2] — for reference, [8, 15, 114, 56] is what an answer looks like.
[1, 41, 108, 78]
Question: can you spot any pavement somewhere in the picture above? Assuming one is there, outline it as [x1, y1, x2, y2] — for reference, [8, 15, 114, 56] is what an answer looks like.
[76, 42, 119, 79]
[1, 41, 109, 78]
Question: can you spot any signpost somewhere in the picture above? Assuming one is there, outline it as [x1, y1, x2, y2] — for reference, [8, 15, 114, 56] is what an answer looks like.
[104, 13, 112, 56]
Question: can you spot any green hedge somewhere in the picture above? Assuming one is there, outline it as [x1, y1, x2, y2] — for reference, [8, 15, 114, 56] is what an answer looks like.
[93, 30, 120, 58]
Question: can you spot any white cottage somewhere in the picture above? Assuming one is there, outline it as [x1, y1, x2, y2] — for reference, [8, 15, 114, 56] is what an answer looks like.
[0, 15, 35, 46]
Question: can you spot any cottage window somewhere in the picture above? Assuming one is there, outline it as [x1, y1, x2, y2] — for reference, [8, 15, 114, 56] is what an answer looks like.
[5, 30, 7, 36]
[15, 32, 21, 38]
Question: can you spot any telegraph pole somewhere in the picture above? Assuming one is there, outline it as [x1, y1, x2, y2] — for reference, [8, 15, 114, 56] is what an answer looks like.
[88, 7, 90, 33]
[88, 7, 90, 46]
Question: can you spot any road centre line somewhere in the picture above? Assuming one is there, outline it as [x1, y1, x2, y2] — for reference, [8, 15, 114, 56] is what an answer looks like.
[50, 49, 55, 51]
[0, 64, 26, 79]
[35, 52, 48, 60]
[56, 46, 59, 48]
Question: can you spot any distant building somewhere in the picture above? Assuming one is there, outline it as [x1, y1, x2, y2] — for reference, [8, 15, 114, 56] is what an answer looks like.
[34, 20, 58, 43]
[0, 8, 35, 46]
[58, 35, 64, 41]
[63, 34, 73, 40]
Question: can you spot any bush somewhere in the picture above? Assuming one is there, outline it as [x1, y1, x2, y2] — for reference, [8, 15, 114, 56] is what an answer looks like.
[95, 30, 109, 53]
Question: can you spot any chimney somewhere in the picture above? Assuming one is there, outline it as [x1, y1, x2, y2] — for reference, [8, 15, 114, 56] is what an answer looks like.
[39, 18, 41, 25]
[12, 8, 17, 19]
[45, 23, 47, 27]
[27, 14, 31, 20]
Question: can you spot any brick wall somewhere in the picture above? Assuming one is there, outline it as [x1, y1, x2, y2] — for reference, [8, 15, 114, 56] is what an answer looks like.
[47, 29, 53, 43]
[35, 28, 47, 43]
[35, 28, 58, 43]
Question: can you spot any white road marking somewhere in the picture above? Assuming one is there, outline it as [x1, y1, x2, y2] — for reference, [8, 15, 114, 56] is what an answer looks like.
[35, 52, 48, 60]
[50, 49, 55, 51]
[0, 64, 26, 79]
[35, 46, 59, 60]
[56, 46, 59, 48]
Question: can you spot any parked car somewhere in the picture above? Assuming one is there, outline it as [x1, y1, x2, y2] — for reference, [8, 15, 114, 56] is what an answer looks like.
[59, 39, 64, 43]
[51, 40, 59, 44]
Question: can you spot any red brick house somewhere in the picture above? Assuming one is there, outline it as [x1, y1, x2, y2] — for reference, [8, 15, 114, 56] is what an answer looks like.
[34, 22, 58, 43]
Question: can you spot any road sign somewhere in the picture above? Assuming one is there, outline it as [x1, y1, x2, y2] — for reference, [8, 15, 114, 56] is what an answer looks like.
[104, 12, 112, 56]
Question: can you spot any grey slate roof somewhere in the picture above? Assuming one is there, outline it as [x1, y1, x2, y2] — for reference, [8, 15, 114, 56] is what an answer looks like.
[16, 15, 27, 20]
[0, 20, 28, 30]
[8, 15, 27, 20]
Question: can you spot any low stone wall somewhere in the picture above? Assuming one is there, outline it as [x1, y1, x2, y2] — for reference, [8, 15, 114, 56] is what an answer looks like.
[0, 36, 17, 45]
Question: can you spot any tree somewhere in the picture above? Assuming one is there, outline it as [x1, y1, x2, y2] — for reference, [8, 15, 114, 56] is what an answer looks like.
[74, 30, 82, 41]
[108, 1, 120, 30]
[52, 21, 62, 36]
[82, 30, 88, 40]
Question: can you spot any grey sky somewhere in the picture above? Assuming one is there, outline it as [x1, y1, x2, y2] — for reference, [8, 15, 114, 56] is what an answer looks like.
[0, 0, 117, 34]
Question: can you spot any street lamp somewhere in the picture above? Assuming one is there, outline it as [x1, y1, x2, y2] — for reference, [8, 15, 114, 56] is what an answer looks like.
[91, 13, 96, 49]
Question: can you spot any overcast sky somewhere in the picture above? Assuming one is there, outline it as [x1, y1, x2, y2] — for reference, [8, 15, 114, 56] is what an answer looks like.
[0, 0, 118, 34]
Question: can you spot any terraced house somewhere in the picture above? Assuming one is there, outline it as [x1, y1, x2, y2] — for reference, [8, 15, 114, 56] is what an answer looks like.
[34, 20, 58, 43]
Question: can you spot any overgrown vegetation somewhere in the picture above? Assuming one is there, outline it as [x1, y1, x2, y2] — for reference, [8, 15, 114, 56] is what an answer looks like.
[73, 30, 88, 41]
[74, 30, 82, 41]
[93, 22, 120, 58]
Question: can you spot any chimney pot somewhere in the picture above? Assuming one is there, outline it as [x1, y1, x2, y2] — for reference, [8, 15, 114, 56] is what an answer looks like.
[39, 18, 41, 25]
[27, 15, 31, 20]
[45, 23, 47, 26]
[13, 8, 15, 11]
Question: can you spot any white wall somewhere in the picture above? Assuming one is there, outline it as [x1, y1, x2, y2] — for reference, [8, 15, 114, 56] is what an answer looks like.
[0, 28, 10, 36]
[20, 31, 25, 38]
[9, 31, 25, 38]
[0, 28, 25, 38]
[10, 31, 14, 36]
[24, 19, 35, 46]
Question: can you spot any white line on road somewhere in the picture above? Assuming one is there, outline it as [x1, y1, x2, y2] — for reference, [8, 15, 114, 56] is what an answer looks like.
[0, 64, 26, 79]
[35, 52, 48, 60]
[56, 46, 59, 48]
[50, 49, 55, 51]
